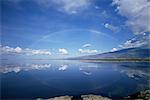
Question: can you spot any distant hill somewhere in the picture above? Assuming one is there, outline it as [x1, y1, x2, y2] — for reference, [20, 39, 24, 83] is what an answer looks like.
[69, 34, 150, 60]
[69, 47, 150, 60]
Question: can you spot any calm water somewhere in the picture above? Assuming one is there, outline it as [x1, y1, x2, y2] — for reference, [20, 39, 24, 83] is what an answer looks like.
[1, 60, 150, 99]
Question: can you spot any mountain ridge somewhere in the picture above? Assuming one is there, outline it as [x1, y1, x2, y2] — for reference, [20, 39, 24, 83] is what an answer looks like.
[68, 47, 150, 60]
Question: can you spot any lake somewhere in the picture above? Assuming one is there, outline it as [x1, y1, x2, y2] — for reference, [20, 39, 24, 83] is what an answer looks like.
[1, 60, 150, 99]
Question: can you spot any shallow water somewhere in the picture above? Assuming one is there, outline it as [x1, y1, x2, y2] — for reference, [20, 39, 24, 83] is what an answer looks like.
[1, 60, 150, 99]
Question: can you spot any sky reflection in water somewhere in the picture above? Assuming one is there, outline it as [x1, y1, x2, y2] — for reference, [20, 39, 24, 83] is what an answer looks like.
[1, 60, 150, 99]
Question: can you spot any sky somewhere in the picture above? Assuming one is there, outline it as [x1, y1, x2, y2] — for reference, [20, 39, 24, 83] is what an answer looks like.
[1, 0, 150, 59]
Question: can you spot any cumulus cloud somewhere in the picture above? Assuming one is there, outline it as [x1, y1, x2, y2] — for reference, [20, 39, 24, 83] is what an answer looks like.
[0, 45, 51, 56]
[82, 44, 92, 48]
[112, 0, 150, 34]
[111, 48, 117, 52]
[15, 47, 22, 53]
[58, 48, 68, 55]
[104, 23, 120, 32]
[25, 48, 51, 56]
[78, 49, 97, 54]
[1, 46, 22, 54]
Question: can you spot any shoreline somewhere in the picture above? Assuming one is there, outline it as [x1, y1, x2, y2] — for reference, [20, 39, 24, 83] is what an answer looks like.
[1, 58, 150, 62]
[37, 90, 150, 100]
[75, 58, 150, 62]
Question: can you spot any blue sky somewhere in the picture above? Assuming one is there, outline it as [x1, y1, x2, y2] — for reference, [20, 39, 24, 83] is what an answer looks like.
[1, 0, 150, 58]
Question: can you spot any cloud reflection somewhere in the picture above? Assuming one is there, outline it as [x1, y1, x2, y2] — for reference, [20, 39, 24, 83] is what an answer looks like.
[79, 64, 99, 75]
[114, 64, 150, 79]
[58, 64, 68, 71]
[120, 67, 150, 79]
[0, 64, 51, 74]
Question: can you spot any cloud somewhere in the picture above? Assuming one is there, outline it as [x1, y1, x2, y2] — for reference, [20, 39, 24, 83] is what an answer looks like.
[15, 47, 22, 53]
[112, 0, 150, 34]
[29, 49, 51, 55]
[58, 48, 68, 55]
[1, 46, 22, 54]
[100, 10, 109, 18]
[0, 45, 51, 56]
[104, 23, 120, 32]
[6, 0, 91, 14]
[25, 48, 51, 56]
[119, 34, 150, 48]
[82, 44, 92, 48]
[78, 49, 97, 54]
[52, 0, 90, 14]
[36, 0, 90, 14]
[111, 48, 117, 52]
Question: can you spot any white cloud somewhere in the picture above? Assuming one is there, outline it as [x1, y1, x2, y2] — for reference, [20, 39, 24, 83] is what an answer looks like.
[1, 46, 22, 54]
[100, 10, 109, 18]
[78, 49, 98, 54]
[111, 48, 117, 52]
[0, 45, 51, 56]
[6, 0, 90, 14]
[36, 0, 90, 14]
[82, 44, 92, 48]
[15, 47, 22, 53]
[112, 0, 150, 34]
[119, 34, 150, 48]
[23, 48, 51, 56]
[58, 48, 68, 55]
[52, 0, 90, 14]
[104, 23, 120, 32]
[29, 50, 51, 55]
[25, 48, 51, 56]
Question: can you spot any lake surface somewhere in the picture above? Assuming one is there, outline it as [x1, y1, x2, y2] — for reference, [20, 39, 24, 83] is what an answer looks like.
[1, 60, 150, 99]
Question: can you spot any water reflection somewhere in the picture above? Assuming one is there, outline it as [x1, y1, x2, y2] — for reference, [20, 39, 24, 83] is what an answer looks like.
[1, 62, 149, 81]
[79, 64, 99, 76]
[0, 64, 51, 73]
[58, 64, 68, 71]
[1, 61, 150, 98]
[0, 63, 70, 73]
[119, 63, 150, 79]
